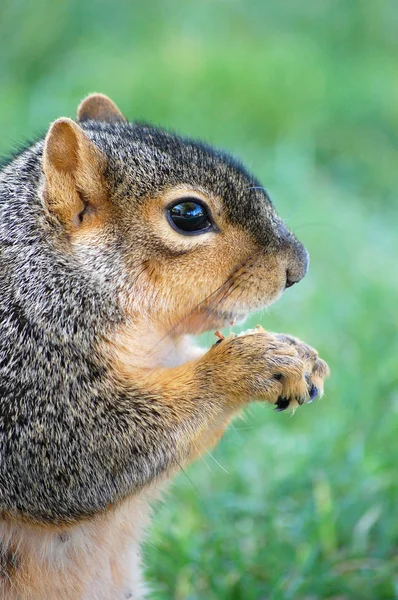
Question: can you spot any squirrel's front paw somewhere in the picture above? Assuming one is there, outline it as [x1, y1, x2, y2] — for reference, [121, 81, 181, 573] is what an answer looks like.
[209, 326, 329, 410]
[273, 333, 330, 410]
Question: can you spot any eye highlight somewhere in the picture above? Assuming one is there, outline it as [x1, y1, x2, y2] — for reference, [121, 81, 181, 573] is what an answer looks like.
[167, 199, 214, 235]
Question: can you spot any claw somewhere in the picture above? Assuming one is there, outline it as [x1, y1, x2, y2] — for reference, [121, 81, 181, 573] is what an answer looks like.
[275, 396, 290, 412]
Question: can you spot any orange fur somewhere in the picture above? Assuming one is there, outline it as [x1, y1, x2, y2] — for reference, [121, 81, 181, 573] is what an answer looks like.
[0, 94, 330, 599]
[77, 93, 127, 124]
[42, 118, 109, 232]
[0, 487, 161, 600]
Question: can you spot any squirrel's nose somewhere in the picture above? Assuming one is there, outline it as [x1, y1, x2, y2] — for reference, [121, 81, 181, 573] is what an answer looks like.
[285, 245, 309, 289]
[285, 270, 304, 288]
[285, 272, 297, 289]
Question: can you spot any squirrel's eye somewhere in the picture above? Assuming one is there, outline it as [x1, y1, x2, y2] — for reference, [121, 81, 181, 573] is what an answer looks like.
[167, 200, 213, 235]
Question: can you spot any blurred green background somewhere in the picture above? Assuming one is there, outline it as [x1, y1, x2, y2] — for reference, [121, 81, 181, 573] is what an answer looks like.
[1, 1, 397, 598]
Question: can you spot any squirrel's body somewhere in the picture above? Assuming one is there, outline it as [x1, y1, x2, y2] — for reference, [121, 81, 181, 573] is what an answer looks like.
[0, 94, 329, 598]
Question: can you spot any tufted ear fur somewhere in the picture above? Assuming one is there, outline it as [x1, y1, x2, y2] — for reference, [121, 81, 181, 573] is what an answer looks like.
[77, 93, 127, 123]
[42, 118, 108, 230]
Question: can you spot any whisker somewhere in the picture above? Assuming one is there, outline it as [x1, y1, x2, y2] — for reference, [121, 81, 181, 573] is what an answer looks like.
[180, 271, 250, 340]
[202, 447, 229, 473]
[245, 185, 269, 194]
[217, 277, 246, 307]
[151, 262, 250, 350]
[228, 426, 254, 431]
[211, 280, 247, 316]
[203, 277, 243, 316]
[142, 251, 256, 365]
[289, 221, 339, 232]
[195, 444, 214, 472]
[159, 276, 246, 364]
[168, 446, 210, 515]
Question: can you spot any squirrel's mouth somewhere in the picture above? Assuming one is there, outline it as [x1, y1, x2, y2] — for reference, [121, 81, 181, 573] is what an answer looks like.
[171, 307, 248, 336]
[202, 307, 248, 328]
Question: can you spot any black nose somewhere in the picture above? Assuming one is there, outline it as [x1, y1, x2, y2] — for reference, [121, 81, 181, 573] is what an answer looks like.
[285, 245, 309, 289]
[285, 273, 297, 288]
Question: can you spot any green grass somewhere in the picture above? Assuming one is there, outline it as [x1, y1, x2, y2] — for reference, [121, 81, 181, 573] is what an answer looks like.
[1, 1, 397, 598]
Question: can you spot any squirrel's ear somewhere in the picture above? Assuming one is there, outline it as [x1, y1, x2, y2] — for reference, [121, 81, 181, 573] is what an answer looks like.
[77, 93, 127, 123]
[43, 117, 108, 229]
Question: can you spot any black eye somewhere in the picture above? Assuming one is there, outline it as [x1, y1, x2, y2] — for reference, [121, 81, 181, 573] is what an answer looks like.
[167, 199, 213, 235]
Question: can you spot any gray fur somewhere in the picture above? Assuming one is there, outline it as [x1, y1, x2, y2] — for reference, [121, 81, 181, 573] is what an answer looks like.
[0, 118, 306, 524]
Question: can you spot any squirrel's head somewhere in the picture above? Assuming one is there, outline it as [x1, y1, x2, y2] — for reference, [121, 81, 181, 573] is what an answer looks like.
[42, 94, 308, 336]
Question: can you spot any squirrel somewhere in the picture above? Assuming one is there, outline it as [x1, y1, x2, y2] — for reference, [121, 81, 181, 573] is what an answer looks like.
[0, 93, 329, 599]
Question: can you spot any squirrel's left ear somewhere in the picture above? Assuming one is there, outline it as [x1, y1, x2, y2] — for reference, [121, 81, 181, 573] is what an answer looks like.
[77, 93, 127, 123]
[42, 118, 108, 230]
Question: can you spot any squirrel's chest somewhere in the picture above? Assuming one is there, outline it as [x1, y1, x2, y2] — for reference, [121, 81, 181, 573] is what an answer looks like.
[0, 490, 157, 600]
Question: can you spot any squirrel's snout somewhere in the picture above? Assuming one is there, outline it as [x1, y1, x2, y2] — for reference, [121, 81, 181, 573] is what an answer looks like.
[270, 218, 309, 289]
[284, 243, 309, 289]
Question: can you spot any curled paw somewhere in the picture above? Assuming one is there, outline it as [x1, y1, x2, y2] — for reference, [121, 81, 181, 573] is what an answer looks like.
[273, 333, 330, 411]
[210, 326, 329, 410]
